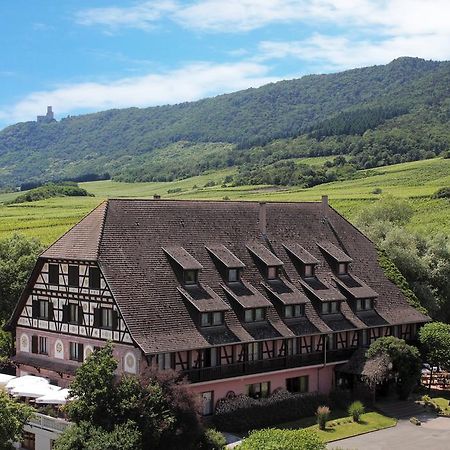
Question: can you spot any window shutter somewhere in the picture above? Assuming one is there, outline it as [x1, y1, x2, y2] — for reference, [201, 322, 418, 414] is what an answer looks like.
[62, 305, 69, 323]
[78, 306, 84, 325]
[93, 308, 101, 327]
[48, 302, 54, 320]
[111, 310, 119, 330]
[32, 301, 39, 318]
[31, 335, 38, 354]
[78, 343, 84, 362]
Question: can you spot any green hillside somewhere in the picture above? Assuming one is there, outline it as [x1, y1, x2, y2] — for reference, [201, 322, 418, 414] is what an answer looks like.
[0, 57, 449, 187]
[0, 157, 448, 245]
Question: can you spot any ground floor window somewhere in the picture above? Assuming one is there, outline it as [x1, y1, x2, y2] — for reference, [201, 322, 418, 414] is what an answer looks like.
[245, 381, 270, 399]
[201, 391, 214, 416]
[39, 336, 47, 355]
[22, 431, 35, 450]
[286, 375, 309, 393]
[70, 342, 84, 362]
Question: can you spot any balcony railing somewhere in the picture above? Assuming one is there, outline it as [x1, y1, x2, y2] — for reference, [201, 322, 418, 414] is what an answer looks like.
[184, 348, 353, 383]
[27, 413, 70, 433]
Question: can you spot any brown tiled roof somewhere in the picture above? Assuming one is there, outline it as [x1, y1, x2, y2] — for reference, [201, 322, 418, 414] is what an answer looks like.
[222, 280, 273, 308]
[262, 278, 308, 305]
[318, 241, 353, 263]
[300, 276, 347, 302]
[15, 199, 428, 354]
[178, 285, 231, 312]
[206, 245, 245, 268]
[40, 201, 107, 261]
[283, 243, 319, 265]
[247, 243, 283, 266]
[334, 274, 378, 299]
[163, 246, 203, 270]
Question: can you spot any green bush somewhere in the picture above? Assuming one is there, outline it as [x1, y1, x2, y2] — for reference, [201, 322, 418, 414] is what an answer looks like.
[348, 401, 365, 423]
[432, 187, 450, 199]
[316, 406, 330, 430]
[199, 428, 226, 450]
[236, 428, 325, 450]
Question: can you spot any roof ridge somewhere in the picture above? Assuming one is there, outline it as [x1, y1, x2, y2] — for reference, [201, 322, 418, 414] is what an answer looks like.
[106, 198, 323, 205]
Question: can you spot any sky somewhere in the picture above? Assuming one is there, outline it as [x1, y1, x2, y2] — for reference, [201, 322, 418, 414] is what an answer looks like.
[1, 0, 449, 127]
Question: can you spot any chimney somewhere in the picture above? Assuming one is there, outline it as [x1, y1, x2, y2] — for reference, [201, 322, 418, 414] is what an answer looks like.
[321, 195, 329, 219]
[153, 194, 161, 200]
[47, 106, 52, 114]
[259, 202, 267, 235]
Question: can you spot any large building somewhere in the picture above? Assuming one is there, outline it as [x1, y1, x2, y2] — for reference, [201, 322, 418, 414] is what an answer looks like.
[6, 198, 428, 415]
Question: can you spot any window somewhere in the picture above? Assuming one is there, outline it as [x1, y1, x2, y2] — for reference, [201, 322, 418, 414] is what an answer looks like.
[89, 267, 101, 289]
[201, 391, 214, 416]
[68, 265, 79, 287]
[244, 308, 266, 322]
[200, 311, 224, 327]
[284, 304, 304, 318]
[267, 266, 278, 279]
[39, 336, 47, 355]
[245, 381, 270, 399]
[102, 308, 113, 328]
[94, 307, 117, 329]
[48, 264, 59, 285]
[184, 270, 198, 285]
[356, 299, 373, 311]
[70, 342, 83, 362]
[69, 303, 79, 323]
[247, 342, 261, 361]
[338, 263, 348, 275]
[321, 301, 339, 315]
[304, 265, 314, 278]
[158, 352, 172, 370]
[228, 268, 239, 282]
[39, 300, 49, 319]
[286, 375, 309, 393]
[22, 431, 35, 450]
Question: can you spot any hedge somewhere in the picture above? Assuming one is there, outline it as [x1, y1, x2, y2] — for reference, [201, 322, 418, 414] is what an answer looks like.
[235, 428, 325, 450]
[213, 390, 329, 432]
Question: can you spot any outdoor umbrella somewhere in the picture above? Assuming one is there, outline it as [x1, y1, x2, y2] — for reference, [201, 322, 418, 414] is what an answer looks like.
[35, 388, 71, 405]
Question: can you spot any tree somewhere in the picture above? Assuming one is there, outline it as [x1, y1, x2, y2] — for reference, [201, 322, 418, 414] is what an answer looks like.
[0, 390, 33, 450]
[53, 421, 141, 450]
[367, 336, 421, 400]
[0, 234, 42, 320]
[0, 323, 13, 370]
[59, 343, 203, 450]
[419, 322, 450, 390]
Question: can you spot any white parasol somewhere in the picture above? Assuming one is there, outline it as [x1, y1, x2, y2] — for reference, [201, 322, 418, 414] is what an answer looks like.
[35, 388, 71, 404]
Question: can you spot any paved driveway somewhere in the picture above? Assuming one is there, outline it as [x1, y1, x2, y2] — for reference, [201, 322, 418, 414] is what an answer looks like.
[327, 416, 450, 450]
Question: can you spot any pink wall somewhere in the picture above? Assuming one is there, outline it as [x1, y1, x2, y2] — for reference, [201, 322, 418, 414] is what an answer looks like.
[189, 363, 337, 407]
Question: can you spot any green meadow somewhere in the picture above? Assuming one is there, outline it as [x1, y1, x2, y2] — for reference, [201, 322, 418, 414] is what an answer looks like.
[0, 158, 448, 246]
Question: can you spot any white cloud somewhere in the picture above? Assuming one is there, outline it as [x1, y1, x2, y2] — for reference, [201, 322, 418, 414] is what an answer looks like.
[259, 32, 450, 70]
[75, 0, 177, 31]
[0, 62, 277, 124]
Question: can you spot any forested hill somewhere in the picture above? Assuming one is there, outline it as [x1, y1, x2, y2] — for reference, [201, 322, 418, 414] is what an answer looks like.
[0, 57, 449, 187]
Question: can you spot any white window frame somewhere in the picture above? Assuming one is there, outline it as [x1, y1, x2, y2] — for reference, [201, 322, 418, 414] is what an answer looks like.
[102, 308, 113, 328]
[38, 336, 47, 355]
[69, 342, 80, 361]
[39, 301, 49, 319]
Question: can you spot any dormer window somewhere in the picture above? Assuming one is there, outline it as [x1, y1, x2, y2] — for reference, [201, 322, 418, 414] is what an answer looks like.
[228, 268, 240, 283]
[200, 311, 224, 327]
[338, 263, 348, 275]
[304, 265, 314, 278]
[184, 270, 198, 285]
[284, 304, 304, 318]
[267, 266, 278, 280]
[321, 301, 339, 315]
[356, 299, 373, 311]
[245, 307, 266, 322]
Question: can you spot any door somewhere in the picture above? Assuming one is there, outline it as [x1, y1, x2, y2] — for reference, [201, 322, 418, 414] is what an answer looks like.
[201, 391, 214, 416]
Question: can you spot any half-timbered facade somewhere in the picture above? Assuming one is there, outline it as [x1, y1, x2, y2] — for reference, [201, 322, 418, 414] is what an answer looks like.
[6, 198, 429, 413]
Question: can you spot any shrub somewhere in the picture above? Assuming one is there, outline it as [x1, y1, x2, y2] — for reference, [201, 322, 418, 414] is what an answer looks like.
[316, 406, 330, 430]
[409, 417, 421, 426]
[213, 391, 328, 432]
[236, 428, 325, 450]
[432, 187, 450, 199]
[348, 401, 365, 423]
[199, 428, 226, 450]
[167, 188, 182, 194]
[372, 188, 382, 194]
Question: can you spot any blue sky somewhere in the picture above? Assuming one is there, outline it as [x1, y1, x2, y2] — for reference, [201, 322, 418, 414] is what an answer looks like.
[1, 1, 449, 127]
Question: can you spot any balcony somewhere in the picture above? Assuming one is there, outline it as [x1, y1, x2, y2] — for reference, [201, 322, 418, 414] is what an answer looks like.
[184, 348, 354, 383]
[27, 413, 70, 433]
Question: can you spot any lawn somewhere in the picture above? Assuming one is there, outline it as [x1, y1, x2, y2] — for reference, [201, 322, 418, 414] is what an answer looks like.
[0, 157, 448, 245]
